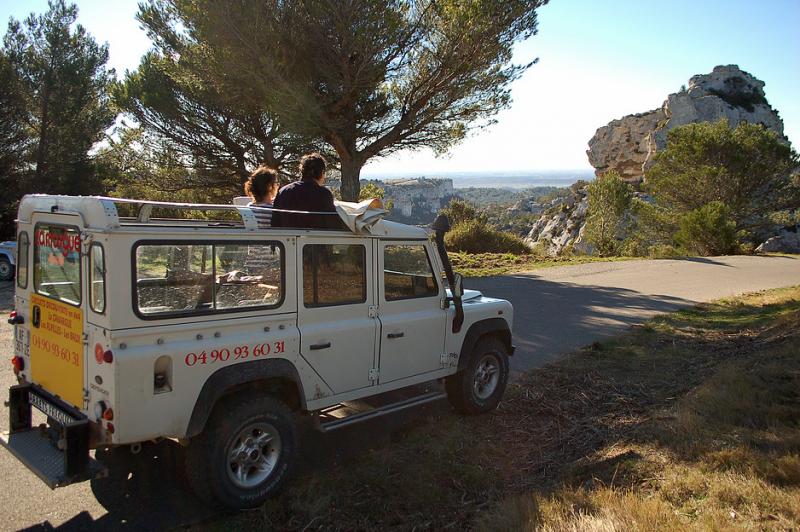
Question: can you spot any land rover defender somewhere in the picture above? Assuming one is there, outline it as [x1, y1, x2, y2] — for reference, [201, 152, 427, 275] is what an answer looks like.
[1, 194, 513, 509]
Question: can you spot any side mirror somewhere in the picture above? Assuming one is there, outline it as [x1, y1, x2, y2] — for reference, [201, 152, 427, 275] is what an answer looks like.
[453, 273, 464, 298]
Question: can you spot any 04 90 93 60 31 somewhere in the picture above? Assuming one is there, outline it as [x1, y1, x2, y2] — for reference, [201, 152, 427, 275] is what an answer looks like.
[183, 340, 285, 367]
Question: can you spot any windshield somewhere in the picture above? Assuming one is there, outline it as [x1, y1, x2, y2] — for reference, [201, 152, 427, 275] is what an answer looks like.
[34, 224, 82, 305]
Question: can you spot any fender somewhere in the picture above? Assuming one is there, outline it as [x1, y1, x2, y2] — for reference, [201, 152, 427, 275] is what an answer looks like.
[457, 318, 514, 371]
[185, 358, 306, 438]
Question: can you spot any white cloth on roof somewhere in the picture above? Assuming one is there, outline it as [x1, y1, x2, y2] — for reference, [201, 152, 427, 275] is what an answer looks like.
[334, 199, 388, 234]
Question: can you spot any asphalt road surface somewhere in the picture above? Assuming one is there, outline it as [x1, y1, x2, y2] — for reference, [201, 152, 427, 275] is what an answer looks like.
[0, 255, 798, 530]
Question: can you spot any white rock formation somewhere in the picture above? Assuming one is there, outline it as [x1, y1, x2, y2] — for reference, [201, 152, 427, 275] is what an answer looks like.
[587, 65, 787, 182]
[524, 187, 593, 256]
[755, 229, 800, 253]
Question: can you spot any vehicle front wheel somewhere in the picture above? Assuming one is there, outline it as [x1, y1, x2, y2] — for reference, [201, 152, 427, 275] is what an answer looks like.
[445, 336, 509, 415]
[0, 257, 14, 282]
[184, 394, 297, 509]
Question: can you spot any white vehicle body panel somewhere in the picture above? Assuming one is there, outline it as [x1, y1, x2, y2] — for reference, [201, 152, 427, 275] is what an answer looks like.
[11, 195, 513, 446]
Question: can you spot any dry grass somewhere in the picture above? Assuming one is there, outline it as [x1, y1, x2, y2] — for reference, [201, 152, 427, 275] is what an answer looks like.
[201, 286, 800, 531]
[450, 252, 639, 277]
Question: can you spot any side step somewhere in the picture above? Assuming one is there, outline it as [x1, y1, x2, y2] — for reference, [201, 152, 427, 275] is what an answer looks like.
[315, 391, 446, 433]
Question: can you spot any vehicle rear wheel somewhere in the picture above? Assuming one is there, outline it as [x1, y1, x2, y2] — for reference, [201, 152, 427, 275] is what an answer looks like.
[445, 336, 509, 415]
[0, 257, 14, 282]
[184, 394, 297, 509]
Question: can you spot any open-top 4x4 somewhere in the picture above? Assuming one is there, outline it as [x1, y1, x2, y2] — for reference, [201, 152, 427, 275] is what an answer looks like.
[1, 194, 513, 509]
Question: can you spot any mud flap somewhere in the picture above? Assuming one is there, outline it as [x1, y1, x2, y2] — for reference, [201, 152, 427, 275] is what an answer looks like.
[0, 383, 106, 488]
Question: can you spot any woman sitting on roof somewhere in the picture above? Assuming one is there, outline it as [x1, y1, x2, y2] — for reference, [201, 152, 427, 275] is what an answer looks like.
[244, 166, 279, 229]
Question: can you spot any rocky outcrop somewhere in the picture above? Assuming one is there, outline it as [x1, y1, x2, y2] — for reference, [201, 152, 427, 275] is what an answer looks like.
[756, 229, 800, 254]
[524, 187, 593, 256]
[587, 65, 787, 182]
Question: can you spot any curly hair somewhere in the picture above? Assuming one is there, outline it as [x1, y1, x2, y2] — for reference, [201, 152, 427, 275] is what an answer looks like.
[299, 153, 327, 182]
[244, 166, 279, 202]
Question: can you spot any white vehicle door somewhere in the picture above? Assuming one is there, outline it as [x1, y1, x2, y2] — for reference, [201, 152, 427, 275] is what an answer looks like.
[377, 241, 446, 383]
[297, 237, 377, 394]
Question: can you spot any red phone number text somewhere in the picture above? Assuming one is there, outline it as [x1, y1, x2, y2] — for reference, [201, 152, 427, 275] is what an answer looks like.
[184, 341, 285, 367]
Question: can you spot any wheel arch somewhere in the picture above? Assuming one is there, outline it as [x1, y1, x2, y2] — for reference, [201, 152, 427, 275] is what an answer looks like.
[185, 358, 306, 439]
[457, 318, 513, 372]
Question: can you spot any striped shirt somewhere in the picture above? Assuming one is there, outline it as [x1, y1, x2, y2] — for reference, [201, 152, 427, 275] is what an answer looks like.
[248, 201, 273, 229]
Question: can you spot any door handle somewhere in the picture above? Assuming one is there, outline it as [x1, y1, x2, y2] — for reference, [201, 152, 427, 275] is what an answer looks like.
[387, 332, 404, 339]
[32, 305, 41, 328]
[310, 342, 331, 350]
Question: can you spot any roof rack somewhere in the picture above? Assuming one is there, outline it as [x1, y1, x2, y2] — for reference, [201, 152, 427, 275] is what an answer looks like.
[17, 195, 342, 232]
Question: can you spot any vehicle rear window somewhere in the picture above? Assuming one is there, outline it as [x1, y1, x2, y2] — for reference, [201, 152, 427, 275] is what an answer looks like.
[34, 224, 81, 306]
[134, 242, 283, 318]
[17, 231, 28, 289]
[303, 244, 366, 307]
[383, 244, 438, 301]
[90, 244, 105, 313]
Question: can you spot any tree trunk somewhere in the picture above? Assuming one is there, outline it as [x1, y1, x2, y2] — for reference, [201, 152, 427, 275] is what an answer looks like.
[339, 157, 362, 202]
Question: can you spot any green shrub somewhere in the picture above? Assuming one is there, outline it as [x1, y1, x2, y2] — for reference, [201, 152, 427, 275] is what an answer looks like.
[439, 198, 486, 226]
[675, 202, 738, 256]
[647, 244, 682, 259]
[646, 120, 799, 233]
[445, 219, 530, 254]
[584, 171, 632, 257]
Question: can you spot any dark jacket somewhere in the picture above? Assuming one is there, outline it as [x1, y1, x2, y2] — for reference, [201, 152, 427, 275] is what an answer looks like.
[271, 179, 342, 229]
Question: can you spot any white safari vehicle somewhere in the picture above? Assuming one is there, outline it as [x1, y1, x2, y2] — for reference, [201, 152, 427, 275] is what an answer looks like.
[1, 194, 514, 509]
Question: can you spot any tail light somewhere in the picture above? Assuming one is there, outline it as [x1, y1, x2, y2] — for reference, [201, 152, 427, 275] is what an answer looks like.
[7, 311, 23, 325]
[106, 423, 115, 434]
[102, 408, 114, 421]
[11, 356, 24, 374]
[103, 350, 113, 364]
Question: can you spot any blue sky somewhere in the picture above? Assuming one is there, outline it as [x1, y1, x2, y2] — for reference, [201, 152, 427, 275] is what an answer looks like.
[2, 0, 798, 175]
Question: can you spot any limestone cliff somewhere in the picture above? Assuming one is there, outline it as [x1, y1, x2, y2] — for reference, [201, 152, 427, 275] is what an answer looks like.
[587, 65, 787, 181]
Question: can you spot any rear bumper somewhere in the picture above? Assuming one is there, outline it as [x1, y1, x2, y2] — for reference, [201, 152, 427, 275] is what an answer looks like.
[0, 383, 105, 488]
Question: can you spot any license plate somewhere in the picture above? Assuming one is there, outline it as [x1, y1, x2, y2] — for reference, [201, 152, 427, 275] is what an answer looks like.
[29, 392, 76, 427]
[14, 327, 30, 357]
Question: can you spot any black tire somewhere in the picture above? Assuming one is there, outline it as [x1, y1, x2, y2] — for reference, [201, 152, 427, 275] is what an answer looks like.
[184, 394, 297, 509]
[0, 257, 14, 282]
[445, 336, 509, 415]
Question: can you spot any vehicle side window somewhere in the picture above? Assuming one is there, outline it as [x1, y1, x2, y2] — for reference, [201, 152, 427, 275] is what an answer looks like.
[136, 244, 212, 316]
[383, 244, 438, 301]
[16, 231, 28, 289]
[134, 242, 283, 317]
[216, 243, 282, 309]
[34, 224, 81, 306]
[303, 244, 366, 307]
[89, 244, 105, 313]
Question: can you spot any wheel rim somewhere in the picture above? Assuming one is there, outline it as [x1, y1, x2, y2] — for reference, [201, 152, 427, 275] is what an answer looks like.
[473, 353, 501, 400]
[0, 262, 10, 277]
[225, 422, 282, 489]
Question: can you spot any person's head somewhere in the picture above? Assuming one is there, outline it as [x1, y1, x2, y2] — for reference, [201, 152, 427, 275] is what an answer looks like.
[244, 166, 279, 203]
[299, 153, 327, 183]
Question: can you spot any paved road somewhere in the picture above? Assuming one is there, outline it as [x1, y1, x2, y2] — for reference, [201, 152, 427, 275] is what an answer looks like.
[470, 255, 800, 373]
[0, 255, 798, 530]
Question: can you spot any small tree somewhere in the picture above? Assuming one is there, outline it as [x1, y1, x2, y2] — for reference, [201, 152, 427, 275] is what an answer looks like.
[646, 120, 800, 233]
[439, 198, 486, 226]
[0, 51, 29, 237]
[675, 202, 738, 256]
[4, 0, 114, 195]
[584, 171, 632, 256]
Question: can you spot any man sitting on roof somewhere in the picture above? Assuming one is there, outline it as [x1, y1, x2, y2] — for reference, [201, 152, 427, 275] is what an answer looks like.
[271, 153, 343, 230]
